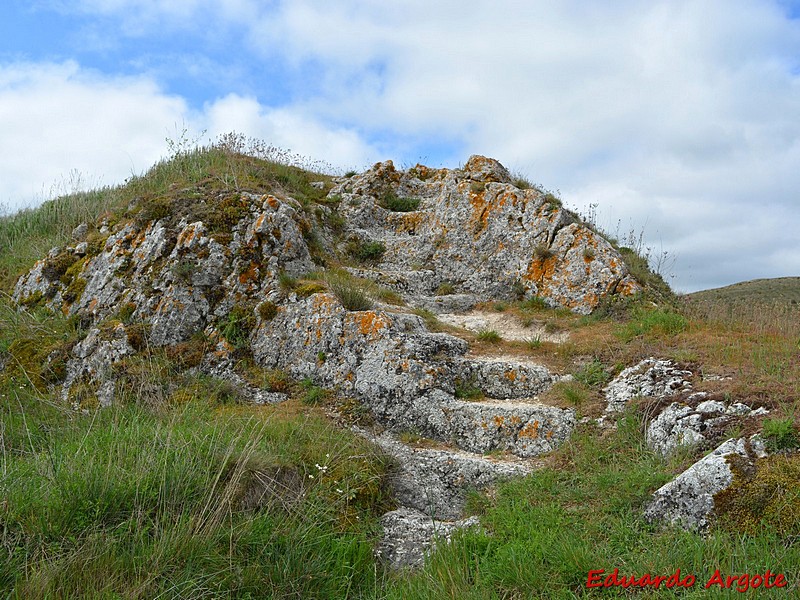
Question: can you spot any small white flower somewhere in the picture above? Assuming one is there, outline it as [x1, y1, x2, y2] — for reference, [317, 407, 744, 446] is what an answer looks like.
[336, 488, 343, 493]
[308, 474, 314, 479]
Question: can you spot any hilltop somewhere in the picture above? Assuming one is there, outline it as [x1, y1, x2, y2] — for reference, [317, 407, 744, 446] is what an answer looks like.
[689, 276, 800, 306]
[0, 136, 798, 597]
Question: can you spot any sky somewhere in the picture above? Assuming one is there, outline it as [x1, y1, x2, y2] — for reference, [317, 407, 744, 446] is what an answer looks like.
[1, 1, 799, 293]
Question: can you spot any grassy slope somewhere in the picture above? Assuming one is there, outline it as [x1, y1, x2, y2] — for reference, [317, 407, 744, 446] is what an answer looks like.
[1, 141, 799, 598]
[689, 277, 800, 306]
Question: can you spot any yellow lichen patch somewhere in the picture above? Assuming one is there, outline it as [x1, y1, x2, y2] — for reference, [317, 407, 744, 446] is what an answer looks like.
[518, 420, 540, 439]
[356, 311, 391, 338]
[509, 415, 522, 426]
[546, 430, 554, 439]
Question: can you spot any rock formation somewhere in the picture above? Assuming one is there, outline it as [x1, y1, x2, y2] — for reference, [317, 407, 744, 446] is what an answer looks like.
[14, 155, 722, 569]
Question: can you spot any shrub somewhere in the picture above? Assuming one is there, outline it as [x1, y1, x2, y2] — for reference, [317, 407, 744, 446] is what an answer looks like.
[715, 454, 800, 536]
[258, 301, 279, 321]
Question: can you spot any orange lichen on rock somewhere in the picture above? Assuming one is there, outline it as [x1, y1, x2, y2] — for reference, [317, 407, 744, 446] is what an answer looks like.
[265, 196, 280, 209]
[518, 420, 540, 439]
[356, 311, 391, 338]
[526, 255, 557, 282]
[493, 415, 506, 428]
[176, 224, 202, 249]
[468, 188, 514, 233]
[504, 370, 517, 381]
[238, 263, 259, 284]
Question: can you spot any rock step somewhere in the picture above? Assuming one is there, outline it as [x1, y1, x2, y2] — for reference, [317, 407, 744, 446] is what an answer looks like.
[377, 507, 480, 570]
[442, 398, 575, 458]
[450, 355, 559, 399]
[358, 429, 533, 521]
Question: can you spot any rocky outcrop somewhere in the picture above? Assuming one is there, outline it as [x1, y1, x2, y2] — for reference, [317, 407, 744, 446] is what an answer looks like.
[331, 155, 640, 314]
[603, 358, 693, 414]
[646, 394, 768, 457]
[10, 156, 645, 571]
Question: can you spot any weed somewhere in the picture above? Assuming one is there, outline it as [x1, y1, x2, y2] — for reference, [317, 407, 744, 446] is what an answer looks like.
[221, 304, 256, 350]
[326, 272, 373, 311]
[454, 378, 484, 400]
[762, 417, 799, 451]
[278, 270, 297, 290]
[301, 378, 327, 405]
[436, 282, 455, 296]
[574, 359, 610, 387]
[346, 238, 385, 263]
[379, 190, 421, 212]
[533, 243, 554, 260]
[618, 307, 688, 341]
[525, 336, 542, 349]
[476, 329, 502, 343]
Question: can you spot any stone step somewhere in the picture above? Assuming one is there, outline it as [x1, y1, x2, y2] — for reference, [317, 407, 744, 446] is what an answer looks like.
[377, 507, 480, 570]
[443, 397, 575, 458]
[357, 429, 533, 521]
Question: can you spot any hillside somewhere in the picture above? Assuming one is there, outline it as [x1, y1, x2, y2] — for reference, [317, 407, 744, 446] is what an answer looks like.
[689, 277, 800, 306]
[1, 136, 798, 598]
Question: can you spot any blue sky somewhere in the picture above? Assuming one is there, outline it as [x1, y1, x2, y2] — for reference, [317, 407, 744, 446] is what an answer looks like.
[2, 0, 800, 292]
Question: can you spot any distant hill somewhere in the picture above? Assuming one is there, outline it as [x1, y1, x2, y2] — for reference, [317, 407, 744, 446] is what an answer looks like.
[688, 277, 800, 306]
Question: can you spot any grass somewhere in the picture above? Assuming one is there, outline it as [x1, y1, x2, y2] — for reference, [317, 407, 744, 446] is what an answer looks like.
[0, 363, 392, 598]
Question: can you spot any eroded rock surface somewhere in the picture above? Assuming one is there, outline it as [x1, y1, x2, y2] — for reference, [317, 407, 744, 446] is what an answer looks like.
[603, 358, 693, 414]
[377, 507, 480, 570]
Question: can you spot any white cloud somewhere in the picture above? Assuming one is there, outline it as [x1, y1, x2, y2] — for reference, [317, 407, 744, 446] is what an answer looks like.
[202, 94, 380, 170]
[0, 61, 188, 208]
[0, 61, 380, 212]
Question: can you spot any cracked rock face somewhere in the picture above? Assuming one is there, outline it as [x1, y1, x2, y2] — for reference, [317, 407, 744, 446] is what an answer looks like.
[377, 507, 480, 570]
[646, 394, 768, 457]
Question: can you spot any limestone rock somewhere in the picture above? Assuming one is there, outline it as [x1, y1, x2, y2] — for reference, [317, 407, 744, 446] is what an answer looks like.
[646, 396, 766, 457]
[603, 358, 693, 414]
[362, 430, 532, 521]
[644, 438, 753, 531]
[331, 155, 640, 313]
[377, 507, 480, 570]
